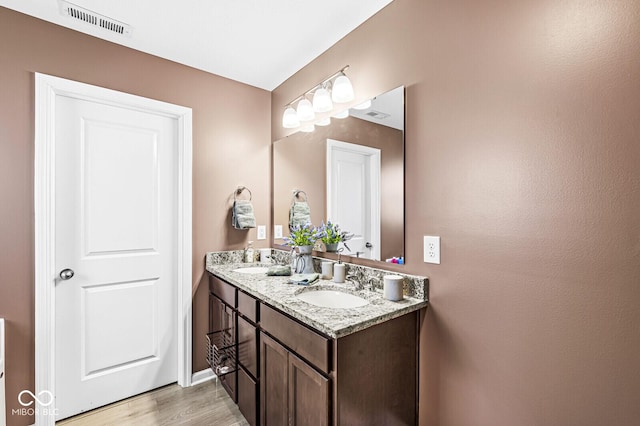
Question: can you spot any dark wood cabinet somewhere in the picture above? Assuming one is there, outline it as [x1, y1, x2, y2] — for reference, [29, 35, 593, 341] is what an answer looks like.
[238, 366, 258, 426]
[209, 272, 419, 426]
[209, 287, 237, 402]
[288, 351, 329, 426]
[333, 312, 418, 425]
[238, 315, 258, 378]
[238, 290, 259, 323]
[260, 333, 289, 426]
[260, 332, 330, 426]
[210, 274, 237, 306]
[260, 304, 330, 374]
[210, 295, 235, 335]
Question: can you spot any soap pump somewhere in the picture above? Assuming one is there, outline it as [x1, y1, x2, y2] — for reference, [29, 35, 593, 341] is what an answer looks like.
[333, 251, 346, 283]
[244, 241, 255, 263]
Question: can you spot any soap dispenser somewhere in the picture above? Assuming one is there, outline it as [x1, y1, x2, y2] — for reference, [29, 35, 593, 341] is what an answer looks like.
[244, 241, 255, 263]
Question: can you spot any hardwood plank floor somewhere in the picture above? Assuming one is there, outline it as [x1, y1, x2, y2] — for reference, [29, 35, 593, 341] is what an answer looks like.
[56, 379, 249, 426]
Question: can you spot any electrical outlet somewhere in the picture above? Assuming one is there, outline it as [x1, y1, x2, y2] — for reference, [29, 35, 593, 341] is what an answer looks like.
[274, 225, 283, 239]
[257, 225, 266, 240]
[423, 236, 441, 264]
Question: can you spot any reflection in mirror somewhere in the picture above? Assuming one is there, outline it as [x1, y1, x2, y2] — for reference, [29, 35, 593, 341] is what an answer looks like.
[273, 86, 405, 264]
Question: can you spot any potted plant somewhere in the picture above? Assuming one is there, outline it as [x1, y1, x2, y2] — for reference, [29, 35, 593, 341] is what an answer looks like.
[283, 222, 322, 254]
[318, 221, 353, 252]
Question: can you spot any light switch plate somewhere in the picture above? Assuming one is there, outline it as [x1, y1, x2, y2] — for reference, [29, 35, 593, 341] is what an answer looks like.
[257, 225, 266, 240]
[424, 236, 441, 264]
[274, 225, 283, 239]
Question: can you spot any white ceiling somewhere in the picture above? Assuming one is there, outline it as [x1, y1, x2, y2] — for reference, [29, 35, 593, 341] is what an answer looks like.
[0, 0, 393, 90]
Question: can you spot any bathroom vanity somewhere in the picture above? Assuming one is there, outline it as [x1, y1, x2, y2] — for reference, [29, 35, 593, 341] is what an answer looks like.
[206, 255, 428, 426]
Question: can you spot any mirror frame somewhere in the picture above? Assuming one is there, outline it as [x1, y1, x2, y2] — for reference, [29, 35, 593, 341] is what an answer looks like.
[271, 85, 406, 267]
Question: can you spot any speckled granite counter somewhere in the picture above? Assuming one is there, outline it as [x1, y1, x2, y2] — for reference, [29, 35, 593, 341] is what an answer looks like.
[206, 251, 428, 339]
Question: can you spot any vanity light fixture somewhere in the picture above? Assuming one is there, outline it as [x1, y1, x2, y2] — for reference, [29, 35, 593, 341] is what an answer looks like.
[312, 86, 333, 112]
[282, 106, 300, 128]
[281, 65, 354, 130]
[296, 98, 315, 122]
[331, 74, 355, 103]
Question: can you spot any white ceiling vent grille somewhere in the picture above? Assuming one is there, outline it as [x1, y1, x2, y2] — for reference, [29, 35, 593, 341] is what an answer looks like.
[365, 110, 391, 120]
[58, 1, 132, 37]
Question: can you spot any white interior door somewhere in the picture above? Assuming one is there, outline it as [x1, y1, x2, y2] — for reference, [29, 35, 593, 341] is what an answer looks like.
[327, 140, 380, 260]
[54, 96, 178, 420]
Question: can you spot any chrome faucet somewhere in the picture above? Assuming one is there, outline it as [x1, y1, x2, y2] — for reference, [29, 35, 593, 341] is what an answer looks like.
[346, 274, 367, 290]
[366, 277, 380, 291]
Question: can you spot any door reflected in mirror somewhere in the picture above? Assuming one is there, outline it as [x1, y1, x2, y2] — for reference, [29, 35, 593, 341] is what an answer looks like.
[273, 86, 405, 264]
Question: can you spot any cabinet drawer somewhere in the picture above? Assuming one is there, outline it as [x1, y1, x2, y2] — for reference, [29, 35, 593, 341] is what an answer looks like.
[238, 290, 258, 323]
[238, 315, 258, 378]
[209, 274, 237, 307]
[260, 304, 330, 374]
[238, 366, 258, 426]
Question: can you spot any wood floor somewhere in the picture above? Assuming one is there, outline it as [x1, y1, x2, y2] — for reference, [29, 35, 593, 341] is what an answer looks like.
[56, 379, 248, 426]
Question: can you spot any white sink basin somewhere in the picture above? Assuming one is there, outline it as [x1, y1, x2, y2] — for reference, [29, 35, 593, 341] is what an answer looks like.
[296, 290, 369, 309]
[232, 266, 269, 274]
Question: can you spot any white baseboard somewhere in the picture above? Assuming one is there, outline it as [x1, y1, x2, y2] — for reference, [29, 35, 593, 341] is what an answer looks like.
[191, 369, 215, 386]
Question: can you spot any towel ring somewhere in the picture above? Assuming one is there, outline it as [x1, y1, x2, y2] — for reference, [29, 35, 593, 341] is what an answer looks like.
[292, 189, 308, 202]
[235, 186, 252, 201]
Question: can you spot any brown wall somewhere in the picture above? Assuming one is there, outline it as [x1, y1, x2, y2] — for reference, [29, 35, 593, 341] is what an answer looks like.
[273, 116, 403, 260]
[273, 0, 640, 425]
[0, 7, 270, 425]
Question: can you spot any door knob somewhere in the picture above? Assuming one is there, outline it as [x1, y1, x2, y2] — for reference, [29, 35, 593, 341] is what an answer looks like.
[59, 268, 74, 280]
[365, 242, 373, 248]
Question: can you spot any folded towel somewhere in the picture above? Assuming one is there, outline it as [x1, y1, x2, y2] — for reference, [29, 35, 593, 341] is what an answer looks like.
[232, 199, 256, 229]
[288, 273, 319, 286]
[289, 201, 311, 230]
[266, 265, 292, 276]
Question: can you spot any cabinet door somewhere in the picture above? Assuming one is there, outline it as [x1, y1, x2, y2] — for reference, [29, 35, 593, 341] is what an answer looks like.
[238, 315, 258, 378]
[238, 366, 258, 426]
[210, 294, 235, 334]
[260, 333, 288, 426]
[209, 294, 222, 333]
[288, 352, 329, 426]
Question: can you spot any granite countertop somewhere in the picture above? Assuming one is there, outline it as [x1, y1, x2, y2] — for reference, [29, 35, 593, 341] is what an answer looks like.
[206, 262, 428, 339]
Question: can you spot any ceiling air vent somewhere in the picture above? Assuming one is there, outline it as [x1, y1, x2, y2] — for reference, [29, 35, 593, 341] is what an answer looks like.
[58, 1, 132, 37]
[365, 110, 391, 120]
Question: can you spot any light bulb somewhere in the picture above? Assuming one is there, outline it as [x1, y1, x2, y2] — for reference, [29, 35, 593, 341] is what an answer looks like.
[312, 88, 333, 112]
[296, 99, 315, 122]
[331, 75, 354, 103]
[282, 106, 300, 128]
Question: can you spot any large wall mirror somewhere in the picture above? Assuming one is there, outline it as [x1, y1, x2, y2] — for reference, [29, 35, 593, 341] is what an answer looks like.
[273, 86, 405, 264]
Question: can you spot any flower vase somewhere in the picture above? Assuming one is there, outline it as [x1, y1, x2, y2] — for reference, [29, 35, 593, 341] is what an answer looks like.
[324, 243, 339, 252]
[295, 245, 315, 274]
[298, 245, 313, 255]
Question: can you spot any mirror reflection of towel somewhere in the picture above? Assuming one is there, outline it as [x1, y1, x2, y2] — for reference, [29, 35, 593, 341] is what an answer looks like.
[289, 201, 311, 230]
[289, 190, 311, 230]
[232, 200, 256, 229]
